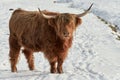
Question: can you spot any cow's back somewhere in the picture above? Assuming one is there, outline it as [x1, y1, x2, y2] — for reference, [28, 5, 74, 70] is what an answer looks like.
[9, 9, 39, 36]
[9, 9, 46, 51]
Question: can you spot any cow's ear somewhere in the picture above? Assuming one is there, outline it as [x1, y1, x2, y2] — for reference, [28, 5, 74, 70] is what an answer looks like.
[48, 18, 56, 27]
[75, 17, 82, 27]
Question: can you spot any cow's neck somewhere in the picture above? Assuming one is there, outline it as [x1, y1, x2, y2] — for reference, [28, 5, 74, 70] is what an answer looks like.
[56, 36, 73, 51]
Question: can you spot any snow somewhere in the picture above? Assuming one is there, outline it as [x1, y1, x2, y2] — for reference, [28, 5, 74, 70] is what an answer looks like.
[0, 0, 120, 80]
[68, 0, 120, 29]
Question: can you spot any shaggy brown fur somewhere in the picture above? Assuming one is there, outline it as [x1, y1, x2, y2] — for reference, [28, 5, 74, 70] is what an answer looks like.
[9, 8, 82, 73]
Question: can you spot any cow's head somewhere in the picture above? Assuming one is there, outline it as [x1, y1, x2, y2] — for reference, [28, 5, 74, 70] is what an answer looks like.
[48, 13, 82, 40]
[39, 4, 93, 40]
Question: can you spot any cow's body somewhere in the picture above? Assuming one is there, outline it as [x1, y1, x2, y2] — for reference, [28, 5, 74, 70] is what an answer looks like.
[9, 4, 92, 73]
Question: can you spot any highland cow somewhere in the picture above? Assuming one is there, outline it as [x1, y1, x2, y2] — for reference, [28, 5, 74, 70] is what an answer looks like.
[9, 4, 93, 73]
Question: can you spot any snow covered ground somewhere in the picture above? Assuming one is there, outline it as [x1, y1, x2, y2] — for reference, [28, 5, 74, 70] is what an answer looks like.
[0, 0, 120, 80]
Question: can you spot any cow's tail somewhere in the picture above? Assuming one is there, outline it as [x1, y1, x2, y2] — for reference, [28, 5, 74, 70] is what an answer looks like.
[9, 8, 14, 11]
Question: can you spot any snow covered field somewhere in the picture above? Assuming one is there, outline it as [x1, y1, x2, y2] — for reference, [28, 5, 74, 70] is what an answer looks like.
[58, 0, 120, 29]
[0, 0, 120, 80]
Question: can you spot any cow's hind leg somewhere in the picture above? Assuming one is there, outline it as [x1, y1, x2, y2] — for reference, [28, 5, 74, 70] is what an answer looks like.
[22, 49, 34, 70]
[9, 36, 21, 72]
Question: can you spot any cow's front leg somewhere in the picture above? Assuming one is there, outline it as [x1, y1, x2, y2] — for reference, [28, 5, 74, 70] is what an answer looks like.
[57, 58, 64, 73]
[49, 61, 57, 73]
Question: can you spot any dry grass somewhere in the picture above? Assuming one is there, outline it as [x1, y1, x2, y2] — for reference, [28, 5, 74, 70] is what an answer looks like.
[97, 16, 120, 41]
[109, 25, 117, 32]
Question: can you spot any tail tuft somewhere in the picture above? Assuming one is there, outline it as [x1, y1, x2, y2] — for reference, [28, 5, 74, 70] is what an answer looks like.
[9, 8, 14, 11]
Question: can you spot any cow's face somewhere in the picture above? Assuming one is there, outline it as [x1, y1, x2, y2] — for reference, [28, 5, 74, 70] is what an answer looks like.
[48, 13, 82, 40]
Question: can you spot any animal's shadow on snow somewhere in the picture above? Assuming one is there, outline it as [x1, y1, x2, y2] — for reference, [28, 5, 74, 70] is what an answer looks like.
[0, 69, 50, 79]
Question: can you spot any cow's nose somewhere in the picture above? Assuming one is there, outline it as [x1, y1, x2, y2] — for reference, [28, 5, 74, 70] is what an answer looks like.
[63, 32, 69, 37]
